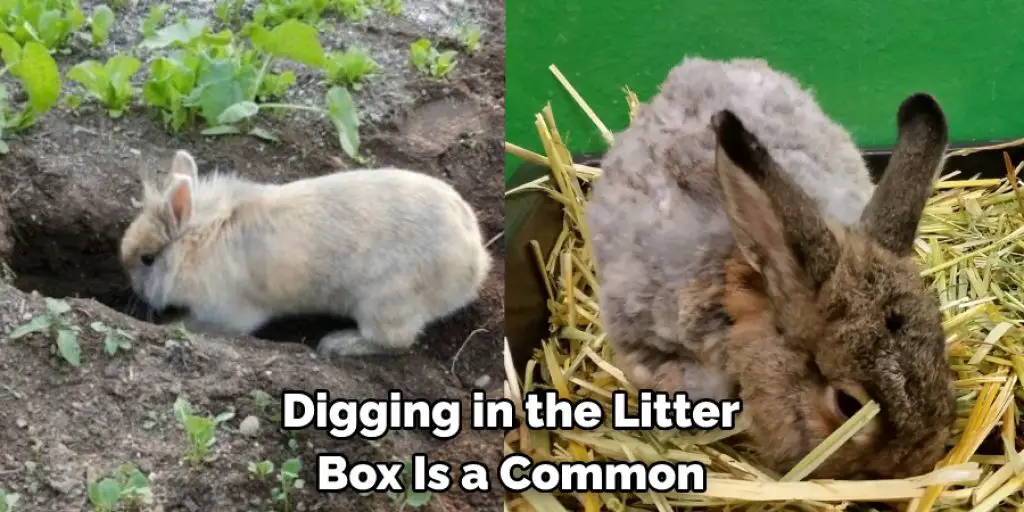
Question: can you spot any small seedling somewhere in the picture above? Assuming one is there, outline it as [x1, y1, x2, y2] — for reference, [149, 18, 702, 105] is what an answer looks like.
[0, 490, 20, 512]
[271, 458, 304, 512]
[8, 297, 82, 367]
[173, 397, 234, 465]
[386, 459, 432, 510]
[89, 5, 115, 47]
[88, 321, 135, 355]
[249, 459, 274, 481]
[86, 463, 152, 512]
[140, 3, 168, 38]
[0, 35, 62, 152]
[326, 48, 379, 89]
[408, 38, 456, 79]
[67, 54, 142, 118]
[456, 23, 482, 53]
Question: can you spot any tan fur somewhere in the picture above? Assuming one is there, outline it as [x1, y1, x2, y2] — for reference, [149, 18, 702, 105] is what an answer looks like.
[120, 150, 492, 358]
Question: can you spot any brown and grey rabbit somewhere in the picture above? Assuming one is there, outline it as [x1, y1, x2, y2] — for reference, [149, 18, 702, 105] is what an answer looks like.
[119, 150, 492, 358]
[586, 57, 956, 479]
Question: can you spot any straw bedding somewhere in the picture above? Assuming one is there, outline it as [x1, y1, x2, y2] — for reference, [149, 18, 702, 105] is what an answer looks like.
[503, 65, 1024, 512]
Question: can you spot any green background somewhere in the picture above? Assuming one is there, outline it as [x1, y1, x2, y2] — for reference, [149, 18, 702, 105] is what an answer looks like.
[504, 0, 1024, 183]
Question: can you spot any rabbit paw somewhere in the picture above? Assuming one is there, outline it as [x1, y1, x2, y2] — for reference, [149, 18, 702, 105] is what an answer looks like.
[316, 330, 403, 358]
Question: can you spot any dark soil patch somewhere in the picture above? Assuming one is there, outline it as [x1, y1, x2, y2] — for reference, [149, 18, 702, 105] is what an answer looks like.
[0, 0, 505, 510]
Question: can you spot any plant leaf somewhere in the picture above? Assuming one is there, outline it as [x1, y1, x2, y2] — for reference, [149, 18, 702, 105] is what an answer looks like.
[13, 42, 60, 114]
[247, 126, 279, 142]
[141, 18, 207, 49]
[281, 458, 302, 476]
[91, 5, 114, 46]
[201, 125, 241, 136]
[103, 333, 119, 355]
[8, 315, 52, 339]
[35, 10, 64, 48]
[127, 470, 149, 489]
[250, 19, 326, 67]
[105, 54, 142, 85]
[95, 478, 121, 505]
[187, 56, 252, 124]
[0, 34, 21, 66]
[405, 491, 432, 507]
[56, 329, 81, 367]
[326, 86, 359, 159]
[217, 100, 258, 124]
[67, 60, 106, 95]
[44, 297, 71, 315]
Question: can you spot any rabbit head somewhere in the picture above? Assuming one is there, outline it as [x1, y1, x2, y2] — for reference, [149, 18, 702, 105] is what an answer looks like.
[714, 93, 956, 479]
[120, 150, 200, 311]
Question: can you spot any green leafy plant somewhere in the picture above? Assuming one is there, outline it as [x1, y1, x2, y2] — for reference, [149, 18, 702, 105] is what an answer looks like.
[0, 0, 86, 50]
[271, 458, 304, 512]
[67, 54, 141, 117]
[87, 321, 135, 355]
[89, 4, 114, 47]
[140, 3, 168, 38]
[139, 18, 362, 158]
[386, 459, 432, 511]
[0, 490, 20, 512]
[456, 23, 481, 53]
[408, 38, 456, 79]
[86, 463, 152, 512]
[248, 459, 274, 480]
[326, 48, 378, 89]
[8, 297, 81, 367]
[173, 397, 234, 465]
[0, 35, 61, 151]
[248, 457, 304, 511]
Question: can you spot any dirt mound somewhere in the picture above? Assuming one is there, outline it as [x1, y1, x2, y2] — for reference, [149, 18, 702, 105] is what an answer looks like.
[0, 0, 505, 509]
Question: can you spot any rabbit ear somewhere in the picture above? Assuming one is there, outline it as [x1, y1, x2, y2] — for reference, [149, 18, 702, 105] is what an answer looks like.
[165, 175, 194, 227]
[713, 110, 839, 290]
[170, 150, 199, 183]
[859, 93, 948, 257]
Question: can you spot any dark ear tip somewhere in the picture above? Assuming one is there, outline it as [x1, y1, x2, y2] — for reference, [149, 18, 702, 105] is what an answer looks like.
[712, 110, 757, 163]
[897, 93, 947, 134]
[711, 109, 742, 138]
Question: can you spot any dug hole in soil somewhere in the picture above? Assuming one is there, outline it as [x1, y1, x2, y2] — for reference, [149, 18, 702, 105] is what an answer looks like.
[0, 0, 505, 510]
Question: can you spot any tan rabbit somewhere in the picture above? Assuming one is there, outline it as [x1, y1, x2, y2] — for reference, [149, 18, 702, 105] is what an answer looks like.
[586, 57, 955, 479]
[119, 150, 492, 358]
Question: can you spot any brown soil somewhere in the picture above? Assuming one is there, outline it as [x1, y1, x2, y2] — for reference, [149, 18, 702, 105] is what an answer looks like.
[0, 0, 505, 510]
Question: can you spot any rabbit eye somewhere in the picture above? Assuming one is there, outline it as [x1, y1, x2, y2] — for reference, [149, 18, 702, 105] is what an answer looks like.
[834, 389, 863, 418]
[885, 312, 905, 333]
[140, 253, 156, 266]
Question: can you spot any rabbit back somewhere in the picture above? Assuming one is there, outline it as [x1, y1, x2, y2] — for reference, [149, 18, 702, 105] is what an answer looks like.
[177, 168, 490, 327]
